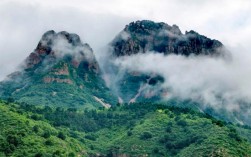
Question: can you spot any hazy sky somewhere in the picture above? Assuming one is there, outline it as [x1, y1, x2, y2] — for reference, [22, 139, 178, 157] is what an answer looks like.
[1, 0, 251, 80]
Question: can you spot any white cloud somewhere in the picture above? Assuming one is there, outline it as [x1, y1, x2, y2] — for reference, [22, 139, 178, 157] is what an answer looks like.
[113, 49, 251, 116]
[0, 0, 251, 81]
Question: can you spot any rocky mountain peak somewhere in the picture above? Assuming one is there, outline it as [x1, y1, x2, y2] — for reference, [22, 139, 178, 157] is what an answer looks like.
[0, 30, 115, 108]
[39, 30, 82, 48]
[25, 30, 96, 69]
[124, 20, 182, 36]
[112, 20, 226, 57]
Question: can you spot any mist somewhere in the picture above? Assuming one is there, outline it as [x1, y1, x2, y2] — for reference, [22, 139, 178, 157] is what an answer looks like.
[1, 0, 251, 123]
[1, 0, 251, 80]
[0, 1, 134, 80]
[113, 48, 251, 121]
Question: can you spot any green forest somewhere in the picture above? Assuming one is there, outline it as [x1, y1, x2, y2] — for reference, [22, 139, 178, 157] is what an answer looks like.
[1, 99, 251, 157]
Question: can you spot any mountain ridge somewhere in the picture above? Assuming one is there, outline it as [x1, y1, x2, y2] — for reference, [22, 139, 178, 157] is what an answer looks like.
[0, 30, 116, 108]
[0, 20, 248, 125]
[111, 20, 227, 57]
[1, 20, 251, 157]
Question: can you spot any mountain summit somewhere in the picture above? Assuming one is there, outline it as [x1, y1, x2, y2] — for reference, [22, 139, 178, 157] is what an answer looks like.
[0, 30, 116, 108]
[112, 20, 226, 57]
[25, 30, 97, 70]
[0, 21, 230, 109]
[107, 20, 229, 104]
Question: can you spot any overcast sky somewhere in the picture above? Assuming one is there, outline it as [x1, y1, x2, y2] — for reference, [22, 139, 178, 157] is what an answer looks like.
[1, 0, 251, 80]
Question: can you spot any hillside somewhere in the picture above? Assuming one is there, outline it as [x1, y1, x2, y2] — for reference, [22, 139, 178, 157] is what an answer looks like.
[0, 31, 116, 109]
[1, 20, 251, 157]
[1, 100, 251, 157]
[102, 20, 251, 126]
[105, 20, 230, 104]
[0, 100, 87, 157]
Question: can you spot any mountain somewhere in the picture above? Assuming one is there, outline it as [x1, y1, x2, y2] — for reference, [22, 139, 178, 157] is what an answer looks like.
[111, 20, 227, 57]
[1, 20, 251, 157]
[107, 20, 251, 126]
[0, 30, 116, 109]
[0, 21, 230, 107]
[1, 100, 251, 157]
[107, 20, 229, 103]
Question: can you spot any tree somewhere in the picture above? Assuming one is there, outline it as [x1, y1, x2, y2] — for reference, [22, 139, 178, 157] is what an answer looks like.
[42, 131, 51, 139]
[85, 134, 97, 141]
[7, 135, 21, 147]
[57, 132, 66, 140]
[45, 140, 53, 146]
[7, 97, 14, 103]
[68, 152, 75, 157]
[166, 126, 172, 133]
[177, 120, 187, 126]
[140, 132, 153, 140]
[33, 125, 39, 133]
[35, 152, 43, 157]
[127, 131, 133, 136]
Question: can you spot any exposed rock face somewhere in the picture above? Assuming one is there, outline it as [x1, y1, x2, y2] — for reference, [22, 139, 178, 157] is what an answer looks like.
[111, 20, 226, 57]
[107, 20, 230, 104]
[0, 30, 117, 108]
[25, 30, 98, 71]
[43, 77, 73, 84]
[51, 62, 70, 76]
[25, 52, 42, 68]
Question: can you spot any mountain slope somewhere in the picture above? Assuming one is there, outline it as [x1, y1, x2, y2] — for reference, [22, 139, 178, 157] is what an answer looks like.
[0, 30, 116, 109]
[1, 100, 251, 157]
[106, 20, 229, 103]
[0, 101, 87, 157]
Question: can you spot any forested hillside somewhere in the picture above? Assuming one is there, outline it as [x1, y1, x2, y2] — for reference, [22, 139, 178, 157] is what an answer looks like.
[1, 100, 251, 157]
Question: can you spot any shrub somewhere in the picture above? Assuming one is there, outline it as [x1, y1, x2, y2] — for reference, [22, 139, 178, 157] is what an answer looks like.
[42, 131, 51, 139]
[30, 114, 43, 121]
[174, 116, 180, 121]
[166, 126, 172, 133]
[7, 135, 21, 147]
[68, 152, 75, 157]
[57, 132, 66, 140]
[153, 147, 159, 154]
[229, 132, 242, 142]
[45, 140, 53, 146]
[34, 152, 43, 157]
[85, 134, 97, 141]
[140, 132, 153, 140]
[127, 131, 133, 136]
[177, 120, 187, 126]
[7, 97, 15, 103]
[53, 150, 61, 156]
[212, 119, 224, 127]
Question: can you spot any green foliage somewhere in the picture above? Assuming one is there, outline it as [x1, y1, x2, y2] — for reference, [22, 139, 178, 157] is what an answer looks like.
[85, 134, 97, 141]
[42, 131, 51, 139]
[0, 101, 251, 157]
[0, 60, 117, 109]
[33, 125, 39, 133]
[127, 131, 133, 136]
[57, 132, 66, 140]
[45, 139, 53, 146]
[140, 132, 153, 140]
[0, 102, 86, 157]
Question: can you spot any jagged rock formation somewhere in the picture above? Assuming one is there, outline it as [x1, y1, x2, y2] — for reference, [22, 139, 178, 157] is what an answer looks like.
[0, 31, 116, 108]
[112, 20, 226, 57]
[0, 20, 250, 126]
[108, 20, 228, 103]
[25, 30, 98, 71]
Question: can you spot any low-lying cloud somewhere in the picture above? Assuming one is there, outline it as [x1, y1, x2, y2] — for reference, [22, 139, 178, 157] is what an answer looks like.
[113, 49, 251, 116]
[1, 0, 251, 80]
